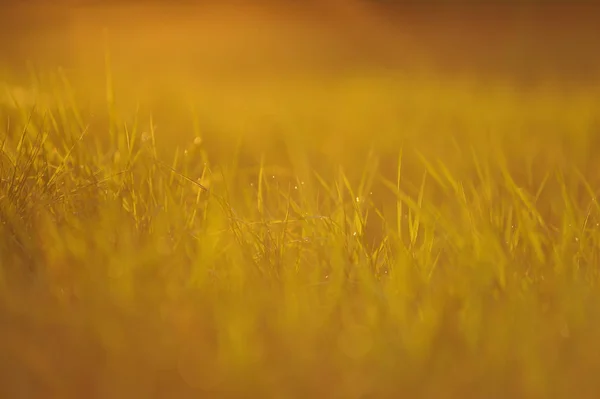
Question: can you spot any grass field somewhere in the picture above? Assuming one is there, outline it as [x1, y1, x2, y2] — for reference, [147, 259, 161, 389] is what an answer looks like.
[2, 8, 600, 398]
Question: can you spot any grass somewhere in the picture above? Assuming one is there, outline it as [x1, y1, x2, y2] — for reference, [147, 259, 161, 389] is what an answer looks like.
[1, 60, 600, 398]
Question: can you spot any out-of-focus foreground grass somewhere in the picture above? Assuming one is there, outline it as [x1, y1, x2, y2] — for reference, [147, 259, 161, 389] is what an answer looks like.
[1, 63, 600, 398]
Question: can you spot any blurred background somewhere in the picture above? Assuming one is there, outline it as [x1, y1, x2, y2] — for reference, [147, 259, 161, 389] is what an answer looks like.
[0, 1, 598, 168]
[1, 1, 599, 86]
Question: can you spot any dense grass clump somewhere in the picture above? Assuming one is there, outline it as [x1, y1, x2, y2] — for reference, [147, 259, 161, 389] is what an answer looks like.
[1, 68, 600, 398]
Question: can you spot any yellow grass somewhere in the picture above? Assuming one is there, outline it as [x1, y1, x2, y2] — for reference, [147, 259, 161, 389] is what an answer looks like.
[2, 42, 600, 398]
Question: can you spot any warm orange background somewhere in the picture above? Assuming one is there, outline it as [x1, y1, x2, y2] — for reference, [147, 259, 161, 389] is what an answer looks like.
[2, 2, 599, 86]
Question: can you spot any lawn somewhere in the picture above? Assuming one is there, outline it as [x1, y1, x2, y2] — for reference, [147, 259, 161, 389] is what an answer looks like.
[1, 17, 600, 398]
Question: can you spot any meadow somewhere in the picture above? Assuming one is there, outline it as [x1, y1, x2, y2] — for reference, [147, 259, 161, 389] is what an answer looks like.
[2, 4, 600, 398]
